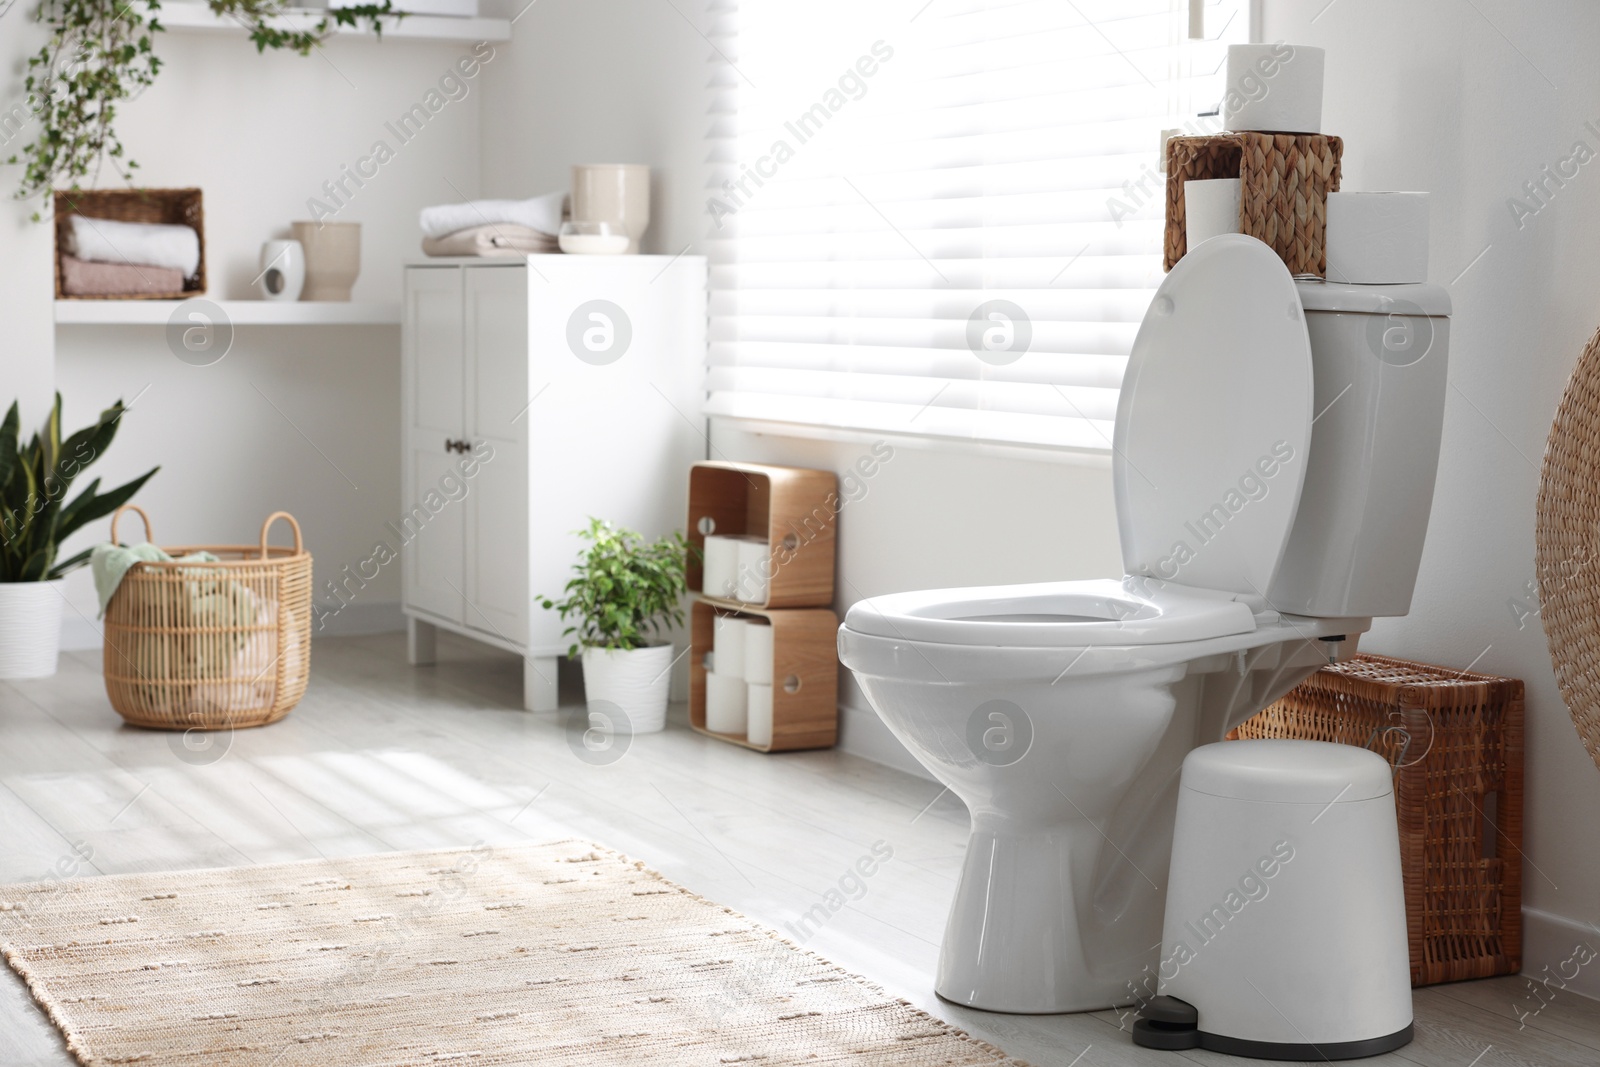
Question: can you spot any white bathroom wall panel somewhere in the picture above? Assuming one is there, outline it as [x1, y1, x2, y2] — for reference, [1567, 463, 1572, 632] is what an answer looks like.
[0, 17, 58, 424]
[1260, 0, 1600, 996]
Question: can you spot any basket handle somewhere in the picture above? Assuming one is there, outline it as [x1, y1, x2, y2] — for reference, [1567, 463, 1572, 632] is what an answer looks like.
[109, 504, 154, 546]
[260, 511, 303, 559]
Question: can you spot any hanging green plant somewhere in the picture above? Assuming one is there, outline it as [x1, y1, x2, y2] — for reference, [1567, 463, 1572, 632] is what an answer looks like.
[4, 0, 400, 214]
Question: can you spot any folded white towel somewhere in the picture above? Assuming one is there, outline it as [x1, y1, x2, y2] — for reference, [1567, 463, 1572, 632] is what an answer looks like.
[418, 191, 567, 240]
[65, 215, 201, 277]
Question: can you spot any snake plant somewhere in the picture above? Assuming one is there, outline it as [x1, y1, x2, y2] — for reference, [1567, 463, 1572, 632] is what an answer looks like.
[0, 394, 158, 581]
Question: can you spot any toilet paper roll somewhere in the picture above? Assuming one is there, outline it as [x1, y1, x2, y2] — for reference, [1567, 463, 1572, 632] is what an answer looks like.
[746, 682, 773, 748]
[705, 669, 748, 734]
[1223, 43, 1324, 134]
[735, 538, 771, 604]
[1184, 178, 1241, 249]
[743, 620, 773, 686]
[1325, 192, 1430, 284]
[712, 614, 748, 680]
[702, 535, 742, 599]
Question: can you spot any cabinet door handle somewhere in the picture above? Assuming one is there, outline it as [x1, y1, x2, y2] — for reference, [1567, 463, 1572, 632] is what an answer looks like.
[444, 438, 470, 453]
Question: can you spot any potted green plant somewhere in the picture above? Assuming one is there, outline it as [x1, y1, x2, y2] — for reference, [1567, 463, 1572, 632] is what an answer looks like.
[0, 396, 157, 678]
[540, 518, 692, 734]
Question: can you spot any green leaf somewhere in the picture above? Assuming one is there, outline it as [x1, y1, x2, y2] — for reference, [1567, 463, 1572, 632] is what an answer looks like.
[46, 545, 94, 580]
[55, 467, 158, 543]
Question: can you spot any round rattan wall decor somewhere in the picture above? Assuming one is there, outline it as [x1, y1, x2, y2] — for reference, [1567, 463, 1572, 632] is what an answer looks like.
[1536, 324, 1600, 774]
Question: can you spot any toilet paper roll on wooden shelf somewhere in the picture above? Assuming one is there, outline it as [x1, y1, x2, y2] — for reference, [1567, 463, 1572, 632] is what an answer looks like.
[713, 614, 748, 679]
[702, 535, 741, 599]
[1184, 178, 1241, 249]
[747, 682, 773, 748]
[743, 621, 773, 686]
[1325, 192, 1430, 284]
[1223, 43, 1325, 134]
[705, 670, 748, 734]
[736, 538, 772, 604]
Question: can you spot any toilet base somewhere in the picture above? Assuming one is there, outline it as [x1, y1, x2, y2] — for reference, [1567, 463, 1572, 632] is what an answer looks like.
[935, 822, 1161, 1014]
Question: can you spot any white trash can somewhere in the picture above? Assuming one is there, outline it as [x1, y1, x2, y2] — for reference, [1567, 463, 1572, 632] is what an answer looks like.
[1133, 739, 1413, 1060]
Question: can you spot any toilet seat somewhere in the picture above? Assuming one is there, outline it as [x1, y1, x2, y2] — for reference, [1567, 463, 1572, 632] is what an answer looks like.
[1114, 234, 1314, 599]
[843, 577, 1260, 648]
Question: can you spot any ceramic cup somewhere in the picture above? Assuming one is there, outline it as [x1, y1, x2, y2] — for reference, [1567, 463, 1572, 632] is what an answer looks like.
[257, 239, 306, 301]
[291, 221, 361, 301]
[571, 164, 650, 254]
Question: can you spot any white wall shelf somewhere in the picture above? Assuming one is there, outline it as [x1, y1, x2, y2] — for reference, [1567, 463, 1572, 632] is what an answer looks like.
[55, 300, 400, 326]
[156, 4, 511, 43]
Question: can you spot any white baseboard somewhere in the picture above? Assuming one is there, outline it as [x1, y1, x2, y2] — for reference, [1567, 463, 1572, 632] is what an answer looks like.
[60, 600, 407, 652]
[1522, 906, 1600, 1001]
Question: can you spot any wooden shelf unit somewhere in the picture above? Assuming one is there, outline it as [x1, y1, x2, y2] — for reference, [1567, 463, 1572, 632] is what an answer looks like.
[686, 461, 837, 609]
[688, 599, 839, 753]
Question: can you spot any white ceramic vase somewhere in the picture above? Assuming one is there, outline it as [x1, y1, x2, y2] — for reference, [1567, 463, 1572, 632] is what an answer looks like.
[0, 580, 65, 678]
[258, 239, 306, 301]
[570, 164, 650, 254]
[581, 643, 674, 734]
[291, 221, 361, 301]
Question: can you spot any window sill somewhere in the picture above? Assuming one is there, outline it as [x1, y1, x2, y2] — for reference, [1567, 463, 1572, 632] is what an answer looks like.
[708, 415, 1113, 469]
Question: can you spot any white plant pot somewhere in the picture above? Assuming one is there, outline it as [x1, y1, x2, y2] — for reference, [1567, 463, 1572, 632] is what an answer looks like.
[0, 580, 65, 679]
[581, 644, 674, 734]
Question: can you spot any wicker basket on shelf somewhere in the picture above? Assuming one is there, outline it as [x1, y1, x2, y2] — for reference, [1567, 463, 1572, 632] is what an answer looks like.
[1230, 652, 1524, 987]
[102, 506, 311, 730]
[53, 187, 206, 299]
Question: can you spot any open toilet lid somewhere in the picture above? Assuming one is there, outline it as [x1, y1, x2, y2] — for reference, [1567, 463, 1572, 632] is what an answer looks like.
[1114, 235, 1313, 599]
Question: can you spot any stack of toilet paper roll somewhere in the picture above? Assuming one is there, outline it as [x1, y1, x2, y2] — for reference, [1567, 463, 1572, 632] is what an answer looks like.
[1182, 43, 1429, 283]
[705, 612, 775, 746]
[702, 533, 772, 605]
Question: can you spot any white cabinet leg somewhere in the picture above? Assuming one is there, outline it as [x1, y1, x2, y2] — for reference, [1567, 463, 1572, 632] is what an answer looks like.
[524, 656, 559, 712]
[407, 618, 437, 666]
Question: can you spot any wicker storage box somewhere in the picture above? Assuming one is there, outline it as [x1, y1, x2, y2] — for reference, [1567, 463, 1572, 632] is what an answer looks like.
[103, 506, 311, 730]
[1230, 652, 1524, 986]
[53, 187, 206, 299]
[1164, 132, 1342, 277]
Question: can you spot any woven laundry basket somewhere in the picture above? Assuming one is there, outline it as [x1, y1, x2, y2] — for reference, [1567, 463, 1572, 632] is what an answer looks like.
[1230, 652, 1524, 987]
[1164, 132, 1343, 276]
[102, 506, 311, 730]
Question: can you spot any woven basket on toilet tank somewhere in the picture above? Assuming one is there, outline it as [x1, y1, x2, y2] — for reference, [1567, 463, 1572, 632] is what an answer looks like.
[102, 505, 312, 730]
[1164, 131, 1343, 277]
[1229, 652, 1524, 987]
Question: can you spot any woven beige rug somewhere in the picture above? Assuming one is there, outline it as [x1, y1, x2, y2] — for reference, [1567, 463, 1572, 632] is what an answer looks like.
[1, 841, 1027, 1066]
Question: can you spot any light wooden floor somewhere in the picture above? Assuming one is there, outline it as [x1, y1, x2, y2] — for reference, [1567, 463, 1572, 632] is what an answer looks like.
[1, 633, 1595, 1067]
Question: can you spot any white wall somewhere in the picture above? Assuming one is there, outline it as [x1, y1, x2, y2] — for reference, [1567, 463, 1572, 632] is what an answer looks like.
[39, 29, 491, 633]
[1264, 0, 1600, 997]
[475, 0, 706, 255]
[0, 15, 57, 422]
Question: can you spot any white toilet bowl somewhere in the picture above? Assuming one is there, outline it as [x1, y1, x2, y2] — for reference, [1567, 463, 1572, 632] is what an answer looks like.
[840, 579, 1366, 1012]
[838, 235, 1451, 1015]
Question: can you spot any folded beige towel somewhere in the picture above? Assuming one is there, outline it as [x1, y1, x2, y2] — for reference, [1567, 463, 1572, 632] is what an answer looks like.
[422, 224, 558, 258]
[60, 254, 185, 296]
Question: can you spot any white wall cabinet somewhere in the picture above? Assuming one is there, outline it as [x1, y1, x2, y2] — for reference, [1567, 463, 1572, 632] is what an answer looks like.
[401, 254, 708, 710]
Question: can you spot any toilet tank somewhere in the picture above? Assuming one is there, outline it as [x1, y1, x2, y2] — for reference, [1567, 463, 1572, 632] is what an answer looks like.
[1267, 281, 1450, 618]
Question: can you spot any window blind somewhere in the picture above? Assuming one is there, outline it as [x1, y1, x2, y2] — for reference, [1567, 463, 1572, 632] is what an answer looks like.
[704, 0, 1248, 451]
